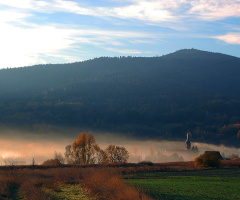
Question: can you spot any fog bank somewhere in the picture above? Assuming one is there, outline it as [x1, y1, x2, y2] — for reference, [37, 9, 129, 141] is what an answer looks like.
[0, 128, 239, 165]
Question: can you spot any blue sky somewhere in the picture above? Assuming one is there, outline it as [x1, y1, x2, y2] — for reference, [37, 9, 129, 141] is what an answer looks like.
[0, 0, 240, 68]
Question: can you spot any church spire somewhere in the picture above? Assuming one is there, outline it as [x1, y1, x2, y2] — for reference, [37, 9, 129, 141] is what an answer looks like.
[185, 132, 191, 151]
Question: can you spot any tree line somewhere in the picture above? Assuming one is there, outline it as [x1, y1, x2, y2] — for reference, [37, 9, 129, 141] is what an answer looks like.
[43, 132, 129, 165]
[1, 49, 240, 147]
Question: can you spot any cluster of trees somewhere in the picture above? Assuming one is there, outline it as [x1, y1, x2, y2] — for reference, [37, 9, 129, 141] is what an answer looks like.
[43, 132, 129, 165]
[129, 147, 184, 163]
[0, 158, 26, 166]
[191, 146, 199, 153]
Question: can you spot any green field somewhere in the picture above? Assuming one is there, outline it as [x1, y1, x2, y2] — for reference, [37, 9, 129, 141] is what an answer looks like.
[125, 168, 240, 200]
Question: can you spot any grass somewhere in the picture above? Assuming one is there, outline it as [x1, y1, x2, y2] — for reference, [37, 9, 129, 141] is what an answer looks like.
[0, 167, 152, 200]
[43, 184, 94, 200]
[1, 162, 240, 200]
[125, 168, 240, 200]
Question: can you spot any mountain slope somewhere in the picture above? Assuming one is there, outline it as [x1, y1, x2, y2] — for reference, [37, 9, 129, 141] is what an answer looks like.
[1, 49, 240, 146]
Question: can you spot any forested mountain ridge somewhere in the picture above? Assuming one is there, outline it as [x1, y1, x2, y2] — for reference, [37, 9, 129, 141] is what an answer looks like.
[1, 49, 240, 146]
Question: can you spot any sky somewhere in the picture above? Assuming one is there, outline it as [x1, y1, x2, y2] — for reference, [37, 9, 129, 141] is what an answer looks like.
[0, 0, 240, 69]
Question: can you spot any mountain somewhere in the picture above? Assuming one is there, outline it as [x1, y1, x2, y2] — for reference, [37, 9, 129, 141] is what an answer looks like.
[1, 49, 240, 146]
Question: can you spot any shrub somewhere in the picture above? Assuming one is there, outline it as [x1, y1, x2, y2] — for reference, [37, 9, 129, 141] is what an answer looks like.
[82, 168, 152, 200]
[42, 159, 61, 166]
[229, 154, 240, 160]
[138, 161, 154, 166]
[195, 151, 221, 167]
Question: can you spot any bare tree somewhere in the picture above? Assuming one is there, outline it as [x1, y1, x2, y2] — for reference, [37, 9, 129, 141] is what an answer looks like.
[95, 149, 108, 164]
[65, 145, 74, 164]
[54, 151, 65, 164]
[105, 145, 129, 163]
[32, 158, 36, 166]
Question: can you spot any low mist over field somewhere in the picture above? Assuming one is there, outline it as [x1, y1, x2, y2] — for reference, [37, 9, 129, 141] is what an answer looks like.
[0, 127, 239, 165]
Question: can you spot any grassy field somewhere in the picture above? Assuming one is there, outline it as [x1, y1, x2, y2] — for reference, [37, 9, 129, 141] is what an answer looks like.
[125, 168, 240, 200]
[0, 167, 152, 200]
[1, 162, 240, 200]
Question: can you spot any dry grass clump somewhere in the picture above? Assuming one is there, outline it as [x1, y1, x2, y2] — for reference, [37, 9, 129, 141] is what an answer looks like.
[20, 179, 51, 200]
[0, 170, 21, 199]
[0, 169, 53, 200]
[82, 168, 152, 200]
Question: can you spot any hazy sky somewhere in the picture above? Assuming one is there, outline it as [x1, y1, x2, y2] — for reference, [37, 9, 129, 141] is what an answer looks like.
[0, 0, 240, 68]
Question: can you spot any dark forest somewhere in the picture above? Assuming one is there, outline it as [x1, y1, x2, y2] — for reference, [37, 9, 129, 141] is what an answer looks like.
[1, 49, 240, 146]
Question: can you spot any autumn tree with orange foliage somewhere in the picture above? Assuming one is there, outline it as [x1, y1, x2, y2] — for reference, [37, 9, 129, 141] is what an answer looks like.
[65, 132, 108, 164]
[73, 132, 99, 164]
[237, 130, 240, 138]
[65, 133, 129, 164]
[105, 145, 129, 163]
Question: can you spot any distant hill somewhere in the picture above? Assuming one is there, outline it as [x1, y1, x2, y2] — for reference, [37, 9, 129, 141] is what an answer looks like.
[1, 49, 240, 146]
